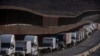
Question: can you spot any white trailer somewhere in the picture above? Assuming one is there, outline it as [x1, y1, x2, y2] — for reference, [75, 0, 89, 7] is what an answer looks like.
[15, 41, 31, 56]
[63, 32, 77, 47]
[75, 32, 81, 43]
[24, 35, 38, 56]
[63, 33, 71, 45]
[42, 37, 58, 50]
[79, 32, 83, 41]
[0, 34, 15, 56]
[79, 28, 87, 38]
[70, 32, 77, 46]
[81, 31, 85, 40]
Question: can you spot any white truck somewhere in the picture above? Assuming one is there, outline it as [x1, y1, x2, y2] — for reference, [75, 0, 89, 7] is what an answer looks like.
[76, 32, 81, 43]
[24, 35, 38, 56]
[70, 32, 77, 46]
[79, 32, 83, 41]
[90, 23, 98, 31]
[60, 32, 77, 47]
[63, 33, 72, 47]
[89, 24, 95, 32]
[83, 25, 92, 36]
[15, 41, 32, 56]
[80, 31, 86, 40]
[51, 34, 66, 49]
[82, 31, 85, 39]
[0, 34, 15, 56]
[62, 32, 77, 47]
[42, 37, 58, 51]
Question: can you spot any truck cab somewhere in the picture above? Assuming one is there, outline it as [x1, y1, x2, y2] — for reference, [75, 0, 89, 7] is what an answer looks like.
[83, 25, 92, 36]
[0, 34, 15, 56]
[90, 23, 98, 31]
[42, 37, 58, 51]
[51, 34, 66, 49]
[15, 41, 31, 56]
[24, 35, 38, 56]
[70, 32, 77, 46]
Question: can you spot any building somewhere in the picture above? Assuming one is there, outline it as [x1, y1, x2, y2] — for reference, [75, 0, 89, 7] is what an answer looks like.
[0, 0, 100, 34]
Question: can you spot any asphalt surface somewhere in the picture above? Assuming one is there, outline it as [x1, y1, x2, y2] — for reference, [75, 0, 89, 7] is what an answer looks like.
[44, 30, 100, 56]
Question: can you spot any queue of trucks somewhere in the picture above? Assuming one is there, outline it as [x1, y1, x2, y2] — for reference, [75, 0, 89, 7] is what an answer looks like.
[0, 23, 98, 56]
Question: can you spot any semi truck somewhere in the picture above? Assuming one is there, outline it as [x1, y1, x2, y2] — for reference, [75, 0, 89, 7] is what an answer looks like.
[42, 37, 59, 51]
[0, 34, 15, 56]
[51, 32, 77, 48]
[51, 34, 65, 49]
[24, 35, 38, 56]
[90, 23, 98, 32]
[83, 25, 92, 36]
[15, 41, 31, 56]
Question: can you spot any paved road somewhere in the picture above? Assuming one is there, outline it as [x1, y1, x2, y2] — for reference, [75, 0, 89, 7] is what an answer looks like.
[44, 30, 100, 56]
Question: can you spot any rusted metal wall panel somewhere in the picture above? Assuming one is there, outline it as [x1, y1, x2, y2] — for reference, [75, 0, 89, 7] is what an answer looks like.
[43, 16, 58, 27]
[0, 20, 92, 34]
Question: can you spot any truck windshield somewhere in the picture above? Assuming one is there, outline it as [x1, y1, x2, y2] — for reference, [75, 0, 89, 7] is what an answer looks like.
[76, 37, 78, 39]
[31, 43, 37, 47]
[43, 43, 52, 47]
[16, 47, 24, 51]
[43, 39, 52, 47]
[72, 37, 75, 39]
[1, 43, 10, 48]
